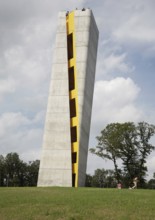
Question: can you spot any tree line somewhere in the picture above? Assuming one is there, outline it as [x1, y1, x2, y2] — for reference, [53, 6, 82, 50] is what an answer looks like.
[90, 122, 155, 188]
[0, 150, 154, 189]
[85, 169, 155, 189]
[0, 153, 39, 186]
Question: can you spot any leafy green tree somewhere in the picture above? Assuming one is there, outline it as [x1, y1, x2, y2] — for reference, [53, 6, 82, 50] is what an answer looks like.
[91, 169, 106, 187]
[1, 153, 40, 186]
[90, 122, 155, 187]
[147, 173, 155, 189]
[147, 179, 155, 189]
[18, 162, 29, 186]
[85, 174, 93, 187]
[136, 122, 155, 186]
[90, 123, 123, 182]
[5, 153, 23, 186]
[0, 155, 5, 186]
[117, 122, 138, 183]
[104, 169, 117, 188]
[86, 169, 117, 188]
[26, 160, 40, 186]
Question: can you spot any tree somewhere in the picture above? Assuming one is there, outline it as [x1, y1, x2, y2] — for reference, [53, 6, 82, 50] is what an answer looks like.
[0, 153, 40, 187]
[116, 122, 139, 183]
[91, 169, 106, 187]
[147, 179, 155, 189]
[90, 122, 155, 187]
[86, 169, 117, 188]
[105, 169, 117, 188]
[85, 174, 93, 187]
[147, 173, 155, 189]
[18, 161, 28, 186]
[136, 122, 155, 186]
[90, 123, 123, 182]
[5, 153, 23, 186]
[26, 160, 40, 186]
[0, 155, 5, 186]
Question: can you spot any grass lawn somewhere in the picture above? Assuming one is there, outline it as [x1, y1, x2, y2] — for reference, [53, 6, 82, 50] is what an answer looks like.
[0, 187, 155, 220]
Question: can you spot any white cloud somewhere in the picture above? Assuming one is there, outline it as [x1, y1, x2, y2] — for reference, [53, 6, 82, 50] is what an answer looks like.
[0, 112, 30, 137]
[114, 15, 155, 44]
[0, 111, 44, 161]
[92, 0, 155, 56]
[97, 52, 134, 79]
[92, 77, 142, 128]
[147, 155, 155, 170]
[0, 78, 17, 101]
[146, 155, 155, 179]
[103, 53, 129, 73]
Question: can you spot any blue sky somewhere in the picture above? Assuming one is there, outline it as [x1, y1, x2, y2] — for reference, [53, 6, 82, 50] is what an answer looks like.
[0, 0, 155, 179]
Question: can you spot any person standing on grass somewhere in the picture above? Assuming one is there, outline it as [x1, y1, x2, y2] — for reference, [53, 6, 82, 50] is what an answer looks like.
[132, 177, 138, 189]
[117, 182, 122, 189]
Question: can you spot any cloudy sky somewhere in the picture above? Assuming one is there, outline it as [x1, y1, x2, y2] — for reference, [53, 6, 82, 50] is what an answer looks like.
[0, 0, 155, 179]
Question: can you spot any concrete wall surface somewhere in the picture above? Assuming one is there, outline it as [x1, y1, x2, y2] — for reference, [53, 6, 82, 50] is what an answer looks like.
[37, 12, 72, 187]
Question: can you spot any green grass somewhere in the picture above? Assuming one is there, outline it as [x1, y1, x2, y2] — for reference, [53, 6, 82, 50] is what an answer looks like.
[0, 187, 155, 220]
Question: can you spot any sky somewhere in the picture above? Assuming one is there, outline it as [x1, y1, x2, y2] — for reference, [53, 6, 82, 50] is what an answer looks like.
[0, 0, 155, 179]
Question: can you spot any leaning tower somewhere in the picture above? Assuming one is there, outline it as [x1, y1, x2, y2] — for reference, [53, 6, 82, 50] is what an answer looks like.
[38, 9, 99, 187]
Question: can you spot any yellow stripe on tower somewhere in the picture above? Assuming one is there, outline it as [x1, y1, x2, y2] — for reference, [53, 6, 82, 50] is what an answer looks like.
[66, 11, 79, 187]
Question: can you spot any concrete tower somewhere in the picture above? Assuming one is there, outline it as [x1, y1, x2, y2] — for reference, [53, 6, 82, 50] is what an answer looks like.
[38, 9, 99, 187]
